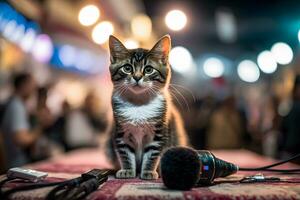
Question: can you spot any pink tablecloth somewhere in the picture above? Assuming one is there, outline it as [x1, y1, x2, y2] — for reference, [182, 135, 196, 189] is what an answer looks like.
[1, 148, 300, 200]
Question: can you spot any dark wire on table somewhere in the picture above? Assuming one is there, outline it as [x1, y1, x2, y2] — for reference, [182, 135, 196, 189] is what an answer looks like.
[1, 177, 82, 199]
[45, 177, 84, 200]
[46, 169, 112, 200]
[239, 153, 300, 172]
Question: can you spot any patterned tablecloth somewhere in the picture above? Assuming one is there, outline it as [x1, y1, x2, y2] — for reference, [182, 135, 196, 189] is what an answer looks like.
[1, 148, 300, 200]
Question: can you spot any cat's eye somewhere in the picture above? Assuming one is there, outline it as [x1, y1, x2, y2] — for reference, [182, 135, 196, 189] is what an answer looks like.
[144, 66, 154, 75]
[121, 65, 133, 74]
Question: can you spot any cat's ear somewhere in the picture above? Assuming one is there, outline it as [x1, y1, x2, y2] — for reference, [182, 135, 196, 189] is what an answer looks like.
[109, 35, 129, 63]
[148, 35, 171, 62]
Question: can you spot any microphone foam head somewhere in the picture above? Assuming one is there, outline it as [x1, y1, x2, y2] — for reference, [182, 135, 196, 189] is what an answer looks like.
[160, 147, 201, 190]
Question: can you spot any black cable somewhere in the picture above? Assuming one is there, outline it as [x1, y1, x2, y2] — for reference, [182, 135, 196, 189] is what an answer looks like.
[0, 177, 15, 189]
[46, 169, 112, 200]
[239, 153, 300, 172]
[45, 177, 83, 200]
[0, 177, 16, 198]
[239, 168, 300, 172]
[73, 176, 108, 200]
[1, 169, 112, 200]
[65, 171, 110, 200]
[2, 177, 82, 199]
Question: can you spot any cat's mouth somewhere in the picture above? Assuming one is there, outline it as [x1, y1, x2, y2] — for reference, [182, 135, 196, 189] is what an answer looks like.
[128, 85, 148, 94]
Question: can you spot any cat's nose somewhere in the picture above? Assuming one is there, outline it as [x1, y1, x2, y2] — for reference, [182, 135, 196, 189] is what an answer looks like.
[133, 75, 142, 82]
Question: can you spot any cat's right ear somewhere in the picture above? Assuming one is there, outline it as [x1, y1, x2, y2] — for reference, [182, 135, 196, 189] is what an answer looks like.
[109, 35, 129, 63]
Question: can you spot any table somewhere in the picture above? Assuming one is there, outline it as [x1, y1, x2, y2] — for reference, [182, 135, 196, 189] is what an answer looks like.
[1, 148, 300, 200]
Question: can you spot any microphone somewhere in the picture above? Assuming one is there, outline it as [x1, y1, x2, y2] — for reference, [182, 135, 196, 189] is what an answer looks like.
[160, 147, 238, 190]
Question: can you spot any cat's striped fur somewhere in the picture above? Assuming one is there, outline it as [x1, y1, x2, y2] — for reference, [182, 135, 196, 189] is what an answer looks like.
[108, 35, 188, 180]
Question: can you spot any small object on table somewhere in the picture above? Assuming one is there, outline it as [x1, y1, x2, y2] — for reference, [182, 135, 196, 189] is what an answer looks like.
[7, 167, 48, 182]
[240, 173, 281, 183]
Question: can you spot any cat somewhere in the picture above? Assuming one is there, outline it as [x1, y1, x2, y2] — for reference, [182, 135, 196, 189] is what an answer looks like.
[108, 35, 188, 180]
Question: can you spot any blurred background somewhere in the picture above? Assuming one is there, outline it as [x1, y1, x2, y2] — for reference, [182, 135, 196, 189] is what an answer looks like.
[0, 0, 300, 172]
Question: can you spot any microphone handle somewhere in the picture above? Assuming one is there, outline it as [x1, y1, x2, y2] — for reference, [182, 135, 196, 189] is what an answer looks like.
[196, 150, 239, 185]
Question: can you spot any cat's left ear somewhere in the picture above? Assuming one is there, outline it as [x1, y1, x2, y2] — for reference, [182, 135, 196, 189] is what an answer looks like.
[148, 35, 171, 63]
[109, 35, 129, 63]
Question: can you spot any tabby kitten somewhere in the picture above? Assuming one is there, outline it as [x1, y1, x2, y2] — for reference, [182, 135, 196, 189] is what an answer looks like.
[109, 35, 188, 180]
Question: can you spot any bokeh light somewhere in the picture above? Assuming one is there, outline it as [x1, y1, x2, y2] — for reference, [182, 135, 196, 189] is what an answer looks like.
[75, 50, 93, 71]
[237, 60, 260, 83]
[20, 29, 36, 52]
[2, 20, 17, 39]
[124, 39, 139, 49]
[257, 50, 277, 74]
[165, 10, 187, 31]
[31, 34, 53, 63]
[169, 46, 193, 74]
[92, 21, 114, 44]
[59, 45, 77, 66]
[131, 14, 152, 40]
[298, 29, 300, 43]
[10, 25, 25, 43]
[78, 5, 100, 26]
[271, 42, 293, 65]
[203, 57, 225, 78]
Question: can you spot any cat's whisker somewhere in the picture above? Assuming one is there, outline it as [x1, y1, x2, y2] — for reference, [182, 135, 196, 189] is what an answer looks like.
[117, 85, 128, 96]
[169, 90, 185, 111]
[115, 85, 125, 95]
[170, 85, 190, 112]
[148, 87, 158, 96]
[120, 85, 129, 97]
[170, 83, 196, 102]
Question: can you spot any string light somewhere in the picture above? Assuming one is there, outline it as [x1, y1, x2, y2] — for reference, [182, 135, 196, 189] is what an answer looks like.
[203, 57, 225, 78]
[169, 46, 193, 74]
[92, 21, 114, 44]
[165, 10, 187, 31]
[78, 5, 100, 26]
[257, 50, 277, 74]
[237, 60, 260, 83]
[271, 42, 293, 65]
[131, 14, 152, 40]
[124, 39, 139, 49]
[31, 34, 53, 63]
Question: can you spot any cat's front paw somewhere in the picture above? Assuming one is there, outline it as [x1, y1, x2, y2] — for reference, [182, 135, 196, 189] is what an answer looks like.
[140, 170, 159, 180]
[116, 169, 136, 179]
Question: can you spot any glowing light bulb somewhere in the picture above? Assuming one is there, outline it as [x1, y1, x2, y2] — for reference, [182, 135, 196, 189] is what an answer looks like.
[131, 14, 152, 40]
[271, 42, 293, 65]
[31, 34, 53, 63]
[169, 46, 193, 74]
[124, 39, 139, 49]
[257, 50, 277, 74]
[203, 57, 224, 78]
[78, 5, 100, 26]
[237, 60, 260, 83]
[92, 21, 114, 44]
[165, 10, 187, 31]
[59, 45, 77, 66]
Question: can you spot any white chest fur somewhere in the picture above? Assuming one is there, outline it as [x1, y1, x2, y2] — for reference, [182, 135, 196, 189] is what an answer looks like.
[113, 95, 164, 124]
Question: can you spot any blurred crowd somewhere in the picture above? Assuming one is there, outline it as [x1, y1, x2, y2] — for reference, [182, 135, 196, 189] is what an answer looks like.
[0, 72, 300, 172]
[0, 72, 109, 172]
[180, 75, 300, 164]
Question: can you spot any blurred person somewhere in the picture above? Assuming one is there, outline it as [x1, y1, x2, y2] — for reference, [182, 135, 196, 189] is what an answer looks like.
[51, 100, 71, 151]
[31, 87, 54, 134]
[29, 86, 63, 161]
[206, 95, 247, 149]
[186, 96, 216, 149]
[261, 96, 281, 157]
[65, 91, 108, 150]
[279, 75, 300, 163]
[0, 73, 46, 168]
